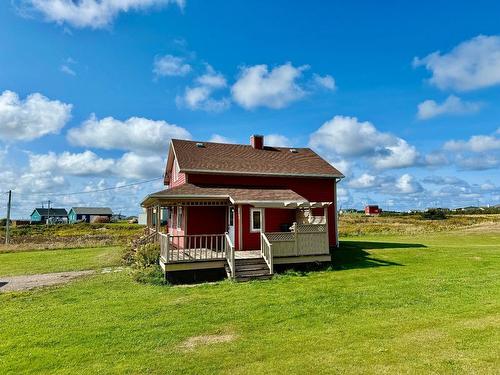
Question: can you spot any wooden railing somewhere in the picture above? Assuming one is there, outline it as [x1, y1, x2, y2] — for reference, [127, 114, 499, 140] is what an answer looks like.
[159, 233, 226, 263]
[225, 233, 235, 279]
[260, 232, 273, 274]
[263, 223, 329, 257]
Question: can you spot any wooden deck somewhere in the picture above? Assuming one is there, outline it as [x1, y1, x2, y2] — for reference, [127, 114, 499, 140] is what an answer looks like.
[157, 224, 331, 277]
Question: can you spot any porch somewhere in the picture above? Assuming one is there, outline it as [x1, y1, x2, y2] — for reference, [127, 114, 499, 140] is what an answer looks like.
[141, 183, 333, 280]
[154, 221, 330, 280]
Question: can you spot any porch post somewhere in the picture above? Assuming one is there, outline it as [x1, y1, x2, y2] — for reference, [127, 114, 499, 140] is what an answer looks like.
[156, 205, 161, 233]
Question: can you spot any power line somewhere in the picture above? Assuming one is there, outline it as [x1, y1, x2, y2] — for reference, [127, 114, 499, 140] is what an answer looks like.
[12, 176, 163, 197]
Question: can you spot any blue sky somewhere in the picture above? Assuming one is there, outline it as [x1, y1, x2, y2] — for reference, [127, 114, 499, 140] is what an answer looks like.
[1, 0, 500, 217]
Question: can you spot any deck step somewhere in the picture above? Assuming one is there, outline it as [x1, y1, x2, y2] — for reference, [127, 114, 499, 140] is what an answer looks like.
[235, 269, 272, 277]
[235, 274, 273, 282]
[235, 258, 267, 265]
[236, 263, 269, 271]
[227, 255, 273, 282]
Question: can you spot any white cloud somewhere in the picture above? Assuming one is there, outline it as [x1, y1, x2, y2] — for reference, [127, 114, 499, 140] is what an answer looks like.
[329, 158, 350, 177]
[309, 115, 419, 169]
[455, 155, 500, 170]
[413, 35, 500, 91]
[265, 134, 292, 147]
[28, 150, 164, 179]
[348, 173, 377, 189]
[60, 64, 76, 76]
[67, 115, 191, 153]
[196, 67, 226, 88]
[153, 55, 191, 77]
[444, 132, 500, 153]
[176, 65, 230, 112]
[29, 150, 115, 176]
[370, 139, 419, 170]
[417, 95, 481, 120]
[395, 174, 423, 194]
[115, 152, 165, 179]
[313, 74, 336, 90]
[231, 63, 308, 109]
[209, 134, 234, 144]
[423, 176, 469, 187]
[23, 0, 185, 29]
[0, 90, 72, 141]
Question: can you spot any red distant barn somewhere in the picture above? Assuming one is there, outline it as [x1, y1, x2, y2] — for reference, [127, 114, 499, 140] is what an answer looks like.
[365, 205, 381, 216]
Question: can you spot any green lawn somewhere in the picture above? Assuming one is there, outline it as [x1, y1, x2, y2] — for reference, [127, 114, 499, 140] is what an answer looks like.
[0, 232, 499, 374]
[0, 246, 123, 276]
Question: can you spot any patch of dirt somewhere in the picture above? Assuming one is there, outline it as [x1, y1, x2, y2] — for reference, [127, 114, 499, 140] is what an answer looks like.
[179, 334, 236, 350]
[0, 270, 94, 293]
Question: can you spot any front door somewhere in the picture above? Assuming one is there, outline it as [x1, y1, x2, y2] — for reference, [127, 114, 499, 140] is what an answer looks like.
[228, 206, 235, 243]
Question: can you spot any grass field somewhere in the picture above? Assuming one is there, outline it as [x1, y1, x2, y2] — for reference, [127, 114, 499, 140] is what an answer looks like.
[0, 222, 144, 252]
[0, 246, 123, 276]
[0, 224, 499, 374]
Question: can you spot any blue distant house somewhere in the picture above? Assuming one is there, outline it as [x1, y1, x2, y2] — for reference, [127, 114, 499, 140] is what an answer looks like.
[30, 208, 68, 223]
[68, 207, 113, 223]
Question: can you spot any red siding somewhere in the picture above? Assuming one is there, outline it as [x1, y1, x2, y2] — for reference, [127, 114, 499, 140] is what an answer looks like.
[264, 208, 295, 232]
[187, 206, 226, 235]
[241, 205, 261, 250]
[234, 205, 241, 250]
[187, 173, 338, 247]
[170, 172, 187, 188]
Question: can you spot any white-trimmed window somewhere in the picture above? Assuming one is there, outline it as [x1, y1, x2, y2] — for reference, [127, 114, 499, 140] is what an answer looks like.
[229, 207, 234, 227]
[177, 206, 183, 229]
[172, 160, 179, 182]
[250, 208, 262, 232]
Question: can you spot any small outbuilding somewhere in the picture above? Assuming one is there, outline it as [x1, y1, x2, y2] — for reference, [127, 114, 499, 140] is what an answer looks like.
[30, 208, 68, 223]
[68, 207, 113, 223]
[365, 205, 381, 216]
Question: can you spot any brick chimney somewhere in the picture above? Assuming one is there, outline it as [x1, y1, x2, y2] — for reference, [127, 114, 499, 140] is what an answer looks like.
[250, 134, 264, 149]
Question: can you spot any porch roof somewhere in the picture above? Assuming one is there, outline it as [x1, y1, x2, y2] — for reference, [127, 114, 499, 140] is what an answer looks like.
[141, 183, 331, 208]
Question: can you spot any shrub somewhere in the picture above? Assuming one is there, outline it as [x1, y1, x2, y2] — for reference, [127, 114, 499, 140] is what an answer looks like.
[92, 216, 110, 224]
[421, 208, 447, 220]
[132, 265, 166, 285]
[134, 243, 160, 268]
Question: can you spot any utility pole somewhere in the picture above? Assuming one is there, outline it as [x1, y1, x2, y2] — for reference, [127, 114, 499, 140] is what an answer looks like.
[5, 190, 11, 245]
[47, 200, 51, 225]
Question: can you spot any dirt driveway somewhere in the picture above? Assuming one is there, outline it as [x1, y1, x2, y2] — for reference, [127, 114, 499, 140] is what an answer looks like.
[0, 271, 95, 293]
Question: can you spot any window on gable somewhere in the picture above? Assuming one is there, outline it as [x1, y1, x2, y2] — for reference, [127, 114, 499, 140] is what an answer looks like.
[172, 160, 179, 182]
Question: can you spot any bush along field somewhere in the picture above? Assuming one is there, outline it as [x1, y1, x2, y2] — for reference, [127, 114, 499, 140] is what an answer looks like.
[338, 213, 500, 236]
[0, 223, 144, 252]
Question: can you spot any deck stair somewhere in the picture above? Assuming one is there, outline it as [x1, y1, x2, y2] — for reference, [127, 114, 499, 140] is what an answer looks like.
[226, 257, 273, 282]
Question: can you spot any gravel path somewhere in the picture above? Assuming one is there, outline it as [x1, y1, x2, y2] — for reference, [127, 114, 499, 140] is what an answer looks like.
[0, 270, 95, 293]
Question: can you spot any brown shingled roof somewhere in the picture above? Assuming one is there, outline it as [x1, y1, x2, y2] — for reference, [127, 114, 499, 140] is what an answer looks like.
[141, 183, 308, 206]
[170, 139, 344, 178]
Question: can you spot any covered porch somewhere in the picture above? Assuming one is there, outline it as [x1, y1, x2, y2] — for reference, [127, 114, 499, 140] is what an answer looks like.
[141, 184, 332, 279]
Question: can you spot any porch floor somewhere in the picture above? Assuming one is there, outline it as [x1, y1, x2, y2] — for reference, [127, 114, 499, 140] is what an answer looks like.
[163, 249, 262, 263]
[235, 250, 261, 259]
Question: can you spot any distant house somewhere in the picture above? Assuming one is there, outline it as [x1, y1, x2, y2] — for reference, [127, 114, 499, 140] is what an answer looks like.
[365, 205, 381, 216]
[68, 207, 113, 223]
[30, 208, 68, 223]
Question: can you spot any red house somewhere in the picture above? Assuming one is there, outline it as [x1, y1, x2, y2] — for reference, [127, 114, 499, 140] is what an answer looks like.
[142, 135, 344, 281]
[365, 205, 381, 216]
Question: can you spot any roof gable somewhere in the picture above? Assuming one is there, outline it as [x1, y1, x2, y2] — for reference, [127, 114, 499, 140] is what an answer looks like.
[32, 208, 68, 216]
[70, 207, 113, 215]
[169, 139, 343, 179]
